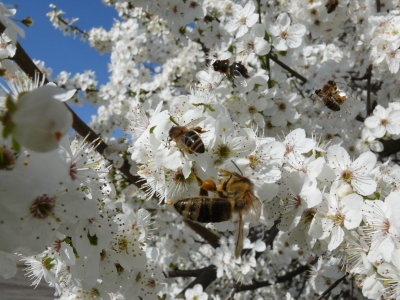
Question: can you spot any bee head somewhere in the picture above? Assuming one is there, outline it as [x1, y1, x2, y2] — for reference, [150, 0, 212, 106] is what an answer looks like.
[212, 60, 219, 71]
[169, 126, 181, 139]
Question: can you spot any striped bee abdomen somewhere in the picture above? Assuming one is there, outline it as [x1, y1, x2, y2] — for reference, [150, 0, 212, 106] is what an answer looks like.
[174, 197, 232, 223]
[182, 131, 205, 153]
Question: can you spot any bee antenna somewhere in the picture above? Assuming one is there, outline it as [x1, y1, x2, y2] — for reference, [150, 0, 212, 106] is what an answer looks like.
[230, 160, 243, 175]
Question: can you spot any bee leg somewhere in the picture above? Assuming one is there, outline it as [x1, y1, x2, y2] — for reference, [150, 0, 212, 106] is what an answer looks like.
[235, 212, 244, 258]
[193, 126, 208, 134]
[193, 172, 209, 196]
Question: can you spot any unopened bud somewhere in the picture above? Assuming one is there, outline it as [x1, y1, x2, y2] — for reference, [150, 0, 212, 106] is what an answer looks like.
[21, 17, 34, 27]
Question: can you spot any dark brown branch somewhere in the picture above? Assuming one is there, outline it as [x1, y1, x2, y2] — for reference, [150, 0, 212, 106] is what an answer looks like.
[315, 273, 348, 300]
[255, 220, 280, 260]
[0, 21, 141, 188]
[376, 0, 381, 12]
[175, 265, 217, 299]
[234, 256, 318, 293]
[268, 54, 307, 84]
[167, 268, 203, 278]
[366, 65, 373, 116]
[56, 16, 89, 38]
[378, 139, 400, 160]
[296, 274, 308, 299]
[183, 219, 220, 249]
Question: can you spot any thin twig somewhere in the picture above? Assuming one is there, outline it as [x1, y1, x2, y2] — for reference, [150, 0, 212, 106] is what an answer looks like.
[167, 268, 203, 278]
[0, 21, 141, 187]
[257, 0, 261, 24]
[376, 0, 381, 12]
[366, 64, 372, 116]
[296, 274, 308, 299]
[57, 16, 89, 38]
[269, 54, 307, 84]
[315, 273, 348, 300]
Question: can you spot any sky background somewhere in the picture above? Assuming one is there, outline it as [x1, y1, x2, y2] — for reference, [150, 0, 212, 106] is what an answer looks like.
[12, 0, 120, 124]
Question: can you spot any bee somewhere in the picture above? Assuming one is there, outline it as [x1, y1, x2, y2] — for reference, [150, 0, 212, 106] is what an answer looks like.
[315, 80, 347, 112]
[168, 117, 207, 155]
[212, 50, 250, 87]
[325, 0, 339, 13]
[174, 169, 261, 258]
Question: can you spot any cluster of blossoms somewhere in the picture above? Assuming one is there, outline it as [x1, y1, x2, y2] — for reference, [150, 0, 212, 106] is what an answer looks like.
[1, 0, 400, 299]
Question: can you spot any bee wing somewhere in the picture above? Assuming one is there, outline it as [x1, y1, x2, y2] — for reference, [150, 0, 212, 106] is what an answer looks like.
[232, 71, 248, 87]
[235, 212, 244, 258]
[250, 193, 262, 221]
[236, 50, 249, 63]
[183, 117, 206, 129]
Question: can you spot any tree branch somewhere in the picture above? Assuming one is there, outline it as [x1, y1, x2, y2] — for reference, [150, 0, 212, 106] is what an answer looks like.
[234, 256, 318, 294]
[0, 21, 141, 188]
[167, 268, 203, 278]
[268, 54, 307, 84]
[256, 220, 280, 260]
[175, 265, 217, 299]
[366, 65, 373, 116]
[315, 273, 348, 300]
[378, 139, 400, 160]
[376, 0, 381, 12]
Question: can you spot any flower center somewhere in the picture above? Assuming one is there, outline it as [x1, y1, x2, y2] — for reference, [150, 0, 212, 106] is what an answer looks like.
[0, 147, 15, 170]
[294, 195, 302, 208]
[341, 170, 353, 183]
[189, 1, 198, 8]
[30, 195, 56, 219]
[172, 169, 186, 185]
[280, 30, 288, 39]
[278, 102, 286, 111]
[383, 218, 390, 235]
[381, 119, 388, 126]
[285, 145, 294, 155]
[70, 161, 77, 180]
[333, 213, 344, 226]
[214, 143, 231, 165]
[247, 154, 261, 169]
[247, 41, 255, 50]
[303, 208, 316, 224]
[248, 106, 257, 114]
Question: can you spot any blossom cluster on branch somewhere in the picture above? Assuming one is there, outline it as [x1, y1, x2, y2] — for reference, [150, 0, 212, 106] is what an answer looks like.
[1, 0, 400, 299]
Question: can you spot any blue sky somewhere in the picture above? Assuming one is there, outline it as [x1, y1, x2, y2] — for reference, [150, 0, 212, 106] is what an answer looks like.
[12, 0, 120, 123]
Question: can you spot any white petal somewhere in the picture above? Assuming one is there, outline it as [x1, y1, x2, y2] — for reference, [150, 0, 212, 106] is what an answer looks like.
[351, 151, 376, 175]
[276, 13, 290, 30]
[328, 226, 344, 251]
[236, 25, 249, 38]
[273, 37, 288, 51]
[246, 14, 259, 28]
[364, 116, 380, 128]
[327, 145, 351, 175]
[243, 1, 255, 16]
[341, 194, 363, 229]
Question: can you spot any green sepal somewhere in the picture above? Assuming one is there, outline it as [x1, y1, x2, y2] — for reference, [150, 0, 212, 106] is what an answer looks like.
[192, 103, 215, 113]
[87, 231, 98, 246]
[11, 138, 20, 153]
[43, 257, 55, 270]
[169, 116, 179, 126]
[2, 118, 14, 138]
[5, 95, 16, 114]
[150, 125, 156, 134]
